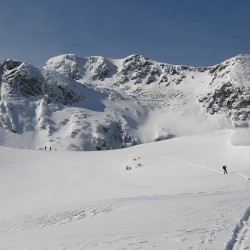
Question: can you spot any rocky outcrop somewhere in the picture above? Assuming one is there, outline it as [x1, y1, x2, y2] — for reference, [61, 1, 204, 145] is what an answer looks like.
[1, 59, 84, 104]
[197, 55, 250, 127]
[199, 82, 250, 126]
[117, 55, 155, 84]
[2, 59, 45, 97]
[92, 122, 138, 151]
[85, 56, 115, 81]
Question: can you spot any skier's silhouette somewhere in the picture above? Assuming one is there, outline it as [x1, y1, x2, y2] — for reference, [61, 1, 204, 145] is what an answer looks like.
[222, 165, 228, 174]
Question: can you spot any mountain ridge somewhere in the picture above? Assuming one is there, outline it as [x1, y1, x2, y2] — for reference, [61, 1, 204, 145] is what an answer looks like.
[0, 54, 250, 150]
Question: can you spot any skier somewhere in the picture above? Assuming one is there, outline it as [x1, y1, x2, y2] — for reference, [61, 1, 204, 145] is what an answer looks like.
[44, 146, 47, 151]
[222, 165, 228, 174]
[49, 146, 52, 151]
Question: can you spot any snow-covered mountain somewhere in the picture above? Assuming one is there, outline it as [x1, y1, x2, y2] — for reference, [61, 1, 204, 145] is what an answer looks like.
[1, 55, 250, 250]
[1, 54, 250, 150]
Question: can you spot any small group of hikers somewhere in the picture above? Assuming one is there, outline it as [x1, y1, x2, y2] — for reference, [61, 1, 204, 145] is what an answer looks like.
[44, 146, 52, 151]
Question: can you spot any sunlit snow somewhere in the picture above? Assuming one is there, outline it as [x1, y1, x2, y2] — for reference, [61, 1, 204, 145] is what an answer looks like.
[0, 130, 250, 249]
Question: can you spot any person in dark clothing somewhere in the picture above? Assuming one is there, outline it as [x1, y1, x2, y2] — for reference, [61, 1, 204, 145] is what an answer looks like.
[222, 165, 228, 174]
[49, 147, 52, 151]
[44, 146, 47, 151]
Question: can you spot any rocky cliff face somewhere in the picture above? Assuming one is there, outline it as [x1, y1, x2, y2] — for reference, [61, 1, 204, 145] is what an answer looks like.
[1, 59, 84, 104]
[0, 54, 250, 150]
[197, 55, 250, 127]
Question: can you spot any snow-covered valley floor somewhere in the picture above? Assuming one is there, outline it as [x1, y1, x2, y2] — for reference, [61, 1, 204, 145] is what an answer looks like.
[0, 130, 250, 250]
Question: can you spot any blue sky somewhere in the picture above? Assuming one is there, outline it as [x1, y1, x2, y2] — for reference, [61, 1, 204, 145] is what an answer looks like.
[0, 0, 250, 67]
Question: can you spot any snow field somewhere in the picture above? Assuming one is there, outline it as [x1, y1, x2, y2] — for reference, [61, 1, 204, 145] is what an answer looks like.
[0, 130, 250, 249]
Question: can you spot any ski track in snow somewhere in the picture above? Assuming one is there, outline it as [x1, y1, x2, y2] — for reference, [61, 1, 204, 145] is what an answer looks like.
[1, 192, 250, 249]
[154, 155, 223, 174]
[154, 155, 249, 180]
[225, 206, 250, 250]
[111, 150, 249, 180]
[0, 204, 122, 233]
[118, 153, 250, 249]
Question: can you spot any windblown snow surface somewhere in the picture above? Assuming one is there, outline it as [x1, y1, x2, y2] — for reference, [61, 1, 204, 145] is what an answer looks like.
[0, 129, 250, 250]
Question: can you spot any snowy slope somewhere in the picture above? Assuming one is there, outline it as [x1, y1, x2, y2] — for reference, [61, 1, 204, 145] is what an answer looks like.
[0, 130, 249, 249]
[0, 54, 250, 151]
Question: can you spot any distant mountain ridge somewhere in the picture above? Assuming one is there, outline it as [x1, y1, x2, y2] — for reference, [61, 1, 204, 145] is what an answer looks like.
[0, 54, 250, 150]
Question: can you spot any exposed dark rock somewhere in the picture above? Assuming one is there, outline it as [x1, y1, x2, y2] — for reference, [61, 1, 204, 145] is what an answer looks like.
[1, 60, 83, 104]
[92, 122, 138, 150]
[2, 61, 45, 96]
[199, 81, 250, 121]
[209, 64, 227, 74]
[85, 57, 115, 81]
[3, 59, 22, 71]
[118, 55, 154, 84]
